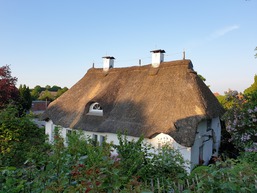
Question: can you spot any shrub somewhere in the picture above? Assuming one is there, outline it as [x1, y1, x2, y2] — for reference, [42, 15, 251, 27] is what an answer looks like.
[222, 90, 257, 152]
[1, 128, 188, 192]
[0, 105, 48, 167]
[188, 156, 257, 192]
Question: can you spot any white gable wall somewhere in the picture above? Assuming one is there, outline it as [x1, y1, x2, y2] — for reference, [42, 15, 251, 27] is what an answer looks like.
[212, 117, 221, 156]
[190, 117, 221, 170]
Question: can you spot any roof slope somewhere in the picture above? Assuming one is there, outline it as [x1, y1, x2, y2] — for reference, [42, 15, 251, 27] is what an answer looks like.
[42, 60, 224, 147]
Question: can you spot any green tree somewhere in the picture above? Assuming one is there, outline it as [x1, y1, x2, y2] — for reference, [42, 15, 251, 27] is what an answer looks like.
[188, 155, 257, 192]
[38, 90, 54, 102]
[217, 90, 240, 110]
[55, 87, 68, 99]
[49, 85, 61, 92]
[30, 85, 42, 100]
[0, 105, 47, 166]
[18, 84, 32, 112]
[45, 85, 51, 90]
[30, 85, 68, 101]
[216, 94, 226, 108]
[244, 74, 257, 95]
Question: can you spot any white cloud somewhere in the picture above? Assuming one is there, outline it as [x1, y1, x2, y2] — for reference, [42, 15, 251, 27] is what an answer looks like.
[211, 25, 240, 39]
[184, 25, 240, 50]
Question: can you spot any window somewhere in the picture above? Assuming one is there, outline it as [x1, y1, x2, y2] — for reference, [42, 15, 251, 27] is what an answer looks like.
[87, 102, 103, 116]
[92, 103, 102, 110]
[199, 145, 204, 165]
[100, 135, 106, 146]
[92, 134, 98, 146]
[67, 129, 76, 136]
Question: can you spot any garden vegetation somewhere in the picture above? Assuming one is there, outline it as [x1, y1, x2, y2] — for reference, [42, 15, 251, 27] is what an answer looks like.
[1, 65, 257, 192]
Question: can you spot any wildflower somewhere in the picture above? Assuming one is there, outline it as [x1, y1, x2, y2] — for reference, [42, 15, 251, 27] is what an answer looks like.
[248, 109, 253, 114]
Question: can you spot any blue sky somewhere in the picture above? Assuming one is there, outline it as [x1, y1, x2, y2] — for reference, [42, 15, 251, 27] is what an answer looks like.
[0, 0, 257, 94]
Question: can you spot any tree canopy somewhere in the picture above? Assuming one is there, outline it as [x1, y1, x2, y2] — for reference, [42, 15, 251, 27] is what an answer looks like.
[0, 105, 47, 166]
[244, 74, 257, 95]
[19, 84, 32, 112]
[0, 65, 19, 108]
[31, 85, 68, 102]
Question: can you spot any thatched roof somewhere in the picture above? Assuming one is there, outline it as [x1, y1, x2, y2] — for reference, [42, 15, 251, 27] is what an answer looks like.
[42, 59, 224, 147]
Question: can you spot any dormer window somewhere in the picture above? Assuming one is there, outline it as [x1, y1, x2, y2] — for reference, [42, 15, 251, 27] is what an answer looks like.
[87, 102, 103, 116]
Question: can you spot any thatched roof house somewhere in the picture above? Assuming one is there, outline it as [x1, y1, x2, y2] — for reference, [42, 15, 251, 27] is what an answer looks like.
[43, 59, 223, 147]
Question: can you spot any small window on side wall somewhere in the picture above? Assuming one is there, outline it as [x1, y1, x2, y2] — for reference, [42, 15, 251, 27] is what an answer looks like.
[92, 134, 98, 146]
[87, 102, 103, 116]
[100, 135, 106, 146]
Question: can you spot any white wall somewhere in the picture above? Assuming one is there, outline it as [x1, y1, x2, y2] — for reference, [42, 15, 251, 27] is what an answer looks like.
[45, 118, 221, 172]
[45, 121, 191, 171]
[190, 117, 221, 170]
[45, 121, 69, 144]
[152, 52, 164, 68]
[145, 133, 191, 172]
[103, 58, 114, 71]
[45, 120, 54, 143]
[212, 117, 221, 156]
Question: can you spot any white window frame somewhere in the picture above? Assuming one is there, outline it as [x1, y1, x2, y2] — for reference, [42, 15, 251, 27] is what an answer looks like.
[87, 102, 103, 116]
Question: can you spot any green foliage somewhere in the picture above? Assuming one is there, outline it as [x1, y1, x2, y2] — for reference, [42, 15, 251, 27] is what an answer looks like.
[197, 74, 206, 82]
[0, 128, 187, 192]
[30, 85, 68, 101]
[45, 85, 51, 90]
[30, 85, 42, 100]
[222, 89, 257, 152]
[56, 87, 68, 98]
[215, 90, 240, 157]
[187, 155, 257, 192]
[18, 84, 32, 113]
[197, 73, 210, 87]
[115, 134, 187, 184]
[244, 74, 257, 95]
[0, 105, 48, 167]
[151, 145, 187, 179]
[216, 94, 229, 109]
[115, 134, 146, 179]
[1, 126, 256, 192]
[49, 85, 61, 92]
[38, 90, 55, 101]
[218, 90, 241, 110]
